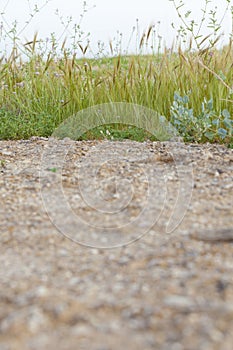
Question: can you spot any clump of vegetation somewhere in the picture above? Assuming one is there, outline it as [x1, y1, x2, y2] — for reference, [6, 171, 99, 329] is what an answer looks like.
[170, 92, 232, 143]
[0, 0, 232, 146]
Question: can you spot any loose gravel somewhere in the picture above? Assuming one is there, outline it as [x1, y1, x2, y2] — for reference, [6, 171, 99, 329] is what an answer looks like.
[0, 138, 232, 350]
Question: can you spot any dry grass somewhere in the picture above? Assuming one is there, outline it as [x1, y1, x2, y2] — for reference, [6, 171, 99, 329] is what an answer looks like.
[0, 25, 232, 142]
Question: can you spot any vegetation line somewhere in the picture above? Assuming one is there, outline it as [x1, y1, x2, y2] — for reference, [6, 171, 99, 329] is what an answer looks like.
[0, 0, 232, 147]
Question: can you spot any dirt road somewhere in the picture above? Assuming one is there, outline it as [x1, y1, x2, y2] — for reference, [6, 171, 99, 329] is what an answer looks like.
[0, 138, 232, 350]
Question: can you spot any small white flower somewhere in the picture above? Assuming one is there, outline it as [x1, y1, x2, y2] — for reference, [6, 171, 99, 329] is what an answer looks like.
[15, 82, 25, 88]
[54, 72, 64, 78]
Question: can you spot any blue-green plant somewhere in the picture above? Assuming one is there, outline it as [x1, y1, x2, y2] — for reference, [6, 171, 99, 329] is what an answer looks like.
[170, 92, 232, 142]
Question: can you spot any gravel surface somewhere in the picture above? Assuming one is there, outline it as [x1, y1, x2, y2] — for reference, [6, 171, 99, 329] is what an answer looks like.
[0, 138, 233, 350]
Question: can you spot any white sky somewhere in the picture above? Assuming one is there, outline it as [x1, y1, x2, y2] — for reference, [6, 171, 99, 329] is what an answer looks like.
[0, 0, 232, 55]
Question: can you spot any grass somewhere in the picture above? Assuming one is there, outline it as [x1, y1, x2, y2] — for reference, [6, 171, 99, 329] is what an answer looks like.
[0, 0, 232, 145]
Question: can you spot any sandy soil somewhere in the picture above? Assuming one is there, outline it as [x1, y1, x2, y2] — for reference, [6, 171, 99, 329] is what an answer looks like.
[0, 138, 232, 350]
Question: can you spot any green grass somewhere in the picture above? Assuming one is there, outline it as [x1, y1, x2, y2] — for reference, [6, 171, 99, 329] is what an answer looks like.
[0, 0, 232, 144]
[0, 46, 232, 143]
[79, 123, 158, 142]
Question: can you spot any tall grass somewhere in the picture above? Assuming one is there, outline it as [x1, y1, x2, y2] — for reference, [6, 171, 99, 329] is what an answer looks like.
[0, 0, 232, 143]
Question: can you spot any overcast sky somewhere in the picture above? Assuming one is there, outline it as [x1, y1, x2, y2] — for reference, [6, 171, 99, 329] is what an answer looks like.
[1, 0, 232, 55]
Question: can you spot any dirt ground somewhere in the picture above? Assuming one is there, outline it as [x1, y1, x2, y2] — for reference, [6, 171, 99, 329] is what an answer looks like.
[0, 138, 232, 350]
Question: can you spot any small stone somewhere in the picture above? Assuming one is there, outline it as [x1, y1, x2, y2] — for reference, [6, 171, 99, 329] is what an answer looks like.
[0, 151, 13, 156]
[164, 295, 196, 310]
[118, 256, 130, 265]
[35, 286, 49, 297]
[190, 228, 233, 242]
[71, 324, 92, 336]
[156, 152, 174, 162]
[58, 249, 69, 256]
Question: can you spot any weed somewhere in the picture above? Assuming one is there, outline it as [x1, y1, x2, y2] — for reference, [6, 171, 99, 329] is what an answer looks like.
[0, 159, 6, 168]
[48, 167, 57, 173]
